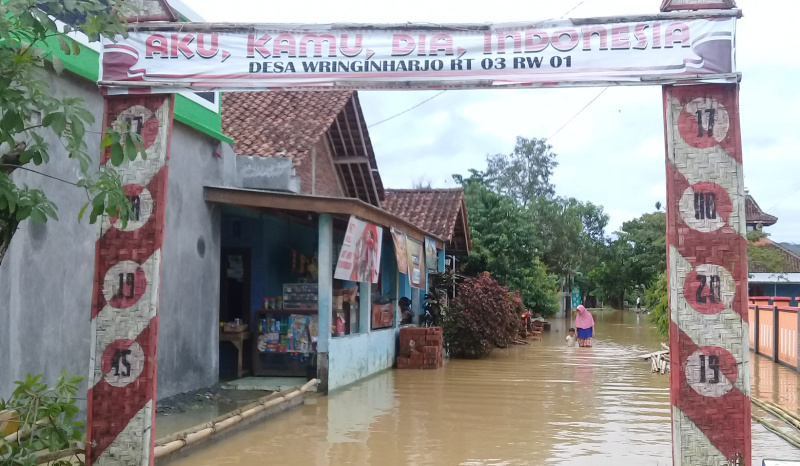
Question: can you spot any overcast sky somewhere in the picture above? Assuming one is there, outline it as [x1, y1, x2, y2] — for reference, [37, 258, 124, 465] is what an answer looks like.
[183, 0, 800, 243]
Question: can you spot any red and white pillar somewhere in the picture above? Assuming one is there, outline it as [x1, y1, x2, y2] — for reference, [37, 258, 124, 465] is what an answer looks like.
[664, 84, 750, 465]
[86, 95, 174, 465]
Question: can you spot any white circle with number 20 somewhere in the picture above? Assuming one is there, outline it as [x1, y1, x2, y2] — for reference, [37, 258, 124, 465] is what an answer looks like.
[685, 349, 733, 398]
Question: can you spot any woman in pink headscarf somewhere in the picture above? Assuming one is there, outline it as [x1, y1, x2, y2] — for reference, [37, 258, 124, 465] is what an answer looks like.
[574, 305, 595, 347]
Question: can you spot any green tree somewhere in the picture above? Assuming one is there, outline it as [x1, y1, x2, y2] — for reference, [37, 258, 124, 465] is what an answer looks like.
[483, 136, 558, 207]
[529, 196, 609, 277]
[0, 0, 143, 264]
[456, 177, 559, 316]
[0, 372, 85, 465]
[589, 211, 667, 308]
[646, 271, 669, 336]
[747, 231, 789, 273]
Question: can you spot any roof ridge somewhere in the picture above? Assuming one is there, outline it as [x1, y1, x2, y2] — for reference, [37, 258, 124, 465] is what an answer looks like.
[765, 238, 800, 261]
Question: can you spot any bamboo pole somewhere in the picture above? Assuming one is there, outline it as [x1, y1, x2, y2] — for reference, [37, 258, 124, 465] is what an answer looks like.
[152, 379, 319, 459]
[751, 413, 800, 450]
[752, 398, 800, 431]
[764, 400, 800, 424]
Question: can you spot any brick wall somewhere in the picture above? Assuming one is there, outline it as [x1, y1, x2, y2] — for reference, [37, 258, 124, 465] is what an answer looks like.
[294, 137, 342, 197]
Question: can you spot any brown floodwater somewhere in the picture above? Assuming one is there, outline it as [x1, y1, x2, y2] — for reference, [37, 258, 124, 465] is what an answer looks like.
[169, 310, 800, 466]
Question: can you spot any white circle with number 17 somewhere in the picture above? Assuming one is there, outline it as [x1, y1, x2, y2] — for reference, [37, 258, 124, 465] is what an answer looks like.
[685, 349, 734, 398]
[684, 97, 730, 144]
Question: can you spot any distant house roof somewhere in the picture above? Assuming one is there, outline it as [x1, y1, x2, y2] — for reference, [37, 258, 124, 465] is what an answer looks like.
[749, 273, 800, 284]
[745, 194, 778, 226]
[222, 91, 384, 206]
[382, 188, 472, 255]
[749, 237, 800, 273]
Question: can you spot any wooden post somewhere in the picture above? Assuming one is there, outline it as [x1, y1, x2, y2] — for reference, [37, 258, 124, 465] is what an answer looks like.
[754, 305, 760, 355]
[316, 214, 332, 394]
[773, 305, 780, 362]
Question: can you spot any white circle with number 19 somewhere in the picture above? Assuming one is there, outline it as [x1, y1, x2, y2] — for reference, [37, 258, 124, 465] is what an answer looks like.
[685, 349, 734, 398]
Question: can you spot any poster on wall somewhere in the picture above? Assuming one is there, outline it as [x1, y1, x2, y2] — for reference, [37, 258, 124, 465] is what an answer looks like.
[424, 237, 438, 275]
[391, 228, 408, 274]
[334, 215, 383, 283]
[406, 238, 424, 289]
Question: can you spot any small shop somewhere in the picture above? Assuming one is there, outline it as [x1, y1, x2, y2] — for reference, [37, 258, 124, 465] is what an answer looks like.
[208, 187, 446, 392]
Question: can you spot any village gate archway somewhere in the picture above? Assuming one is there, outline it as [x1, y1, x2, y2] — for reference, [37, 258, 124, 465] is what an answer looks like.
[88, 1, 749, 464]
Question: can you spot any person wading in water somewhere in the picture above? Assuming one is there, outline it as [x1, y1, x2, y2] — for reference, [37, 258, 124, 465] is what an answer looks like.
[574, 305, 595, 347]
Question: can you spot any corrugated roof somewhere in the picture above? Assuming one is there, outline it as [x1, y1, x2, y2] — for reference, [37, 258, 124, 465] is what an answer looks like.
[383, 188, 472, 253]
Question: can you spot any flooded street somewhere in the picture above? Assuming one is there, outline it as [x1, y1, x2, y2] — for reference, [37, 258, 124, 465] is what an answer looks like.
[170, 310, 799, 465]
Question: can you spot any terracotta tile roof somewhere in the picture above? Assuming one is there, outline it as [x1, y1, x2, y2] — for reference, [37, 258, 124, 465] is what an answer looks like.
[383, 189, 472, 252]
[745, 194, 778, 226]
[749, 238, 800, 273]
[222, 91, 353, 161]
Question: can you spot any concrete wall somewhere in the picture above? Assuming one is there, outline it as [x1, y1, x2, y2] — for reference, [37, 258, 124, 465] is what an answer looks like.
[0, 69, 240, 402]
[0, 72, 103, 406]
[327, 328, 398, 392]
[156, 122, 235, 399]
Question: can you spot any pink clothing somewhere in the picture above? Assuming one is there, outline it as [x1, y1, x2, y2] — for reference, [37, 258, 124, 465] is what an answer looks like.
[574, 305, 595, 329]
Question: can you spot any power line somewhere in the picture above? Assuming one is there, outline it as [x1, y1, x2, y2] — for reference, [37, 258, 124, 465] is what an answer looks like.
[368, 90, 447, 128]
[547, 87, 608, 141]
[764, 184, 800, 213]
[1, 163, 79, 187]
[561, 0, 589, 18]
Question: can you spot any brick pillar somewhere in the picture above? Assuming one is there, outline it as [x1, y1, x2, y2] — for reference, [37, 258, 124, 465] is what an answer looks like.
[664, 84, 750, 465]
[86, 95, 174, 465]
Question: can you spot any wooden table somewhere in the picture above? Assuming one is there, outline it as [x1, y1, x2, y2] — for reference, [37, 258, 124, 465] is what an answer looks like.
[219, 331, 251, 379]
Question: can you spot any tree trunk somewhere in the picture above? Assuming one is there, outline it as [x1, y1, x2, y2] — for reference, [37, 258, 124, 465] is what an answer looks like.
[0, 211, 19, 267]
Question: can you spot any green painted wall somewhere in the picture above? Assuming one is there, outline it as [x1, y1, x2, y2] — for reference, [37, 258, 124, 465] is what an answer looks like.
[45, 39, 231, 143]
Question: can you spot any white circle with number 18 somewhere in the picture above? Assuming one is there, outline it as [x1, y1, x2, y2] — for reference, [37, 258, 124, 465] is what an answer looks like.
[679, 186, 727, 232]
[685, 349, 734, 398]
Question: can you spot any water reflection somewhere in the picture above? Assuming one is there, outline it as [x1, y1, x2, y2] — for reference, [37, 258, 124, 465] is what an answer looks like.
[170, 310, 799, 466]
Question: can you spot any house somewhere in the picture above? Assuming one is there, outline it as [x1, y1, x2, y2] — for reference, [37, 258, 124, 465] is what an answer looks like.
[745, 191, 800, 298]
[1, 3, 448, 410]
[382, 188, 473, 258]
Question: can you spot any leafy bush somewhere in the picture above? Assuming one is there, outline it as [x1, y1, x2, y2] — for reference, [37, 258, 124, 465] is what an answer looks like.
[0, 372, 85, 466]
[646, 272, 669, 337]
[443, 272, 521, 359]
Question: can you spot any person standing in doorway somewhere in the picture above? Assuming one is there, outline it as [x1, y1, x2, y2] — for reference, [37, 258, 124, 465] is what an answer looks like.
[575, 305, 595, 347]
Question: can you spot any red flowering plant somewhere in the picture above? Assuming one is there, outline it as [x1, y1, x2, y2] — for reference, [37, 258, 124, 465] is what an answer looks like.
[442, 272, 522, 359]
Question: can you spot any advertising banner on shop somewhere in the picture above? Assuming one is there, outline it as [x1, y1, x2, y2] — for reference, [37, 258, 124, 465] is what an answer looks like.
[100, 15, 737, 91]
[406, 238, 424, 289]
[334, 216, 383, 283]
[391, 228, 409, 274]
[425, 237, 438, 275]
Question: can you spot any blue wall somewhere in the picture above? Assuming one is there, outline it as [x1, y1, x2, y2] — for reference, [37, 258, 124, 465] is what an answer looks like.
[221, 209, 318, 322]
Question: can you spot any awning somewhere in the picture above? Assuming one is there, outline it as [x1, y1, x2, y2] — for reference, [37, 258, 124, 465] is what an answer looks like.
[204, 186, 444, 248]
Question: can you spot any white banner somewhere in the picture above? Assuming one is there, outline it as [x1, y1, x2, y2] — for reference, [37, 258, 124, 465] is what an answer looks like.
[101, 14, 737, 91]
